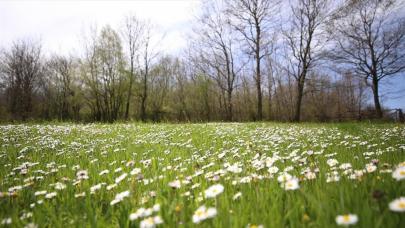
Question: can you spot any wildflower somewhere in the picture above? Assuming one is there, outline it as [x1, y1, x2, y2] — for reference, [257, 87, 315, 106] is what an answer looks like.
[115, 173, 128, 184]
[139, 216, 163, 228]
[75, 192, 86, 198]
[327, 159, 339, 167]
[233, 192, 242, 200]
[45, 192, 57, 199]
[277, 173, 292, 183]
[302, 213, 310, 222]
[129, 208, 153, 220]
[335, 214, 358, 226]
[168, 180, 181, 189]
[392, 166, 405, 181]
[115, 167, 123, 173]
[130, 168, 142, 175]
[389, 197, 405, 212]
[204, 184, 224, 198]
[54, 182, 66, 190]
[34, 191, 47, 196]
[126, 160, 135, 167]
[90, 183, 103, 193]
[110, 190, 130, 205]
[76, 170, 89, 180]
[365, 163, 377, 173]
[304, 171, 316, 180]
[339, 163, 352, 170]
[1, 218, 12, 225]
[106, 184, 117, 191]
[268, 166, 279, 174]
[192, 205, 217, 224]
[246, 224, 264, 228]
[284, 178, 299, 190]
[24, 223, 38, 228]
[99, 170, 109, 176]
[326, 174, 340, 183]
[153, 204, 160, 212]
[227, 164, 242, 173]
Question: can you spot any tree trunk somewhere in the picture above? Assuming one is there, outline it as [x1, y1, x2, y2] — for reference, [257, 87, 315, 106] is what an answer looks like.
[140, 78, 147, 121]
[226, 90, 233, 122]
[255, 24, 262, 121]
[294, 79, 304, 122]
[125, 73, 133, 120]
[371, 76, 383, 118]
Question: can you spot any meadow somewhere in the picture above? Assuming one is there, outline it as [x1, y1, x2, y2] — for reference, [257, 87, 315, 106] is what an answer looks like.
[0, 122, 404, 227]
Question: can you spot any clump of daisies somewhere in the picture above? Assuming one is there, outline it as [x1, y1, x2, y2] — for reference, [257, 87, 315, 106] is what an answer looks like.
[139, 216, 163, 228]
[192, 205, 217, 224]
[129, 204, 161, 220]
[277, 173, 299, 190]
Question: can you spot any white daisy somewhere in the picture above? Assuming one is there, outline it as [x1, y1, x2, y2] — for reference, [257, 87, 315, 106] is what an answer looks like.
[389, 197, 405, 212]
[192, 205, 217, 224]
[204, 184, 224, 198]
[392, 166, 405, 181]
[335, 214, 358, 226]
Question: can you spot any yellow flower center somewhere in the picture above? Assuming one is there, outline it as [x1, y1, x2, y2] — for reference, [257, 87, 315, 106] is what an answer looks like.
[196, 210, 205, 217]
[399, 170, 405, 175]
[342, 215, 351, 222]
[399, 202, 405, 209]
[175, 205, 181, 212]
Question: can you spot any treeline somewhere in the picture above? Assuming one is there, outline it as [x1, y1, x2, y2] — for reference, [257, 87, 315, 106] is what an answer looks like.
[0, 0, 404, 122]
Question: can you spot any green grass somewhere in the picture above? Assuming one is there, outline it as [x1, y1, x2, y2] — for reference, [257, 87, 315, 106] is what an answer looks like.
[0, 122, 404, 227]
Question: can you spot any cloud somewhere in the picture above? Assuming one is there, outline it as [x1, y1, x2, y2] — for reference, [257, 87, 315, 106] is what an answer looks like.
[0, 0, 200, 55]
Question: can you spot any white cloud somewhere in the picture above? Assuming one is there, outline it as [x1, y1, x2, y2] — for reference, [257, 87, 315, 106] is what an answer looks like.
[0, 0, 200, 55]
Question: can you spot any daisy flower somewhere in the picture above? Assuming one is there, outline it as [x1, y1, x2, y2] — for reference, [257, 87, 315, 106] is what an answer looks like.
[192, 205, 217, 224]
[335, 214, 358, 226]
[76, 170, 89, 180]
[277, 173, 292, 183]
[110, 190, 130, 205]
[139, 216, 163, 228]
[392, 166, 405, 181]
[168, 180, 181, 189]
[115, 173, 128, 184]
[389, 197, 405, 212]
[283, 178, 299, 190]
[204, 184, 224, 198]
[233, 192, 242, 200]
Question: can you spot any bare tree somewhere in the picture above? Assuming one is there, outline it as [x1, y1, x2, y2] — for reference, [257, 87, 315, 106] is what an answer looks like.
[139, 24, 155, 121]
[0, 40, 43, 120]
[192, 0, 242, 121]
[226, 0, 280, 121]
[283, 0, 330, 122]
[122, 14, 145, 120]
[329, 0, 405, 118]
[46, 55, 76, 120]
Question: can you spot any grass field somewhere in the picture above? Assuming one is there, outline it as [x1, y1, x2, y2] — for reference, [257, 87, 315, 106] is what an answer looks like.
[0, 123, 404, 227]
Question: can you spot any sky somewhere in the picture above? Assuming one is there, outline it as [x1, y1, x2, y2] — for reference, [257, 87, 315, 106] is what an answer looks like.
[0, 0, 200, 55]
[0, 0, 404, 110]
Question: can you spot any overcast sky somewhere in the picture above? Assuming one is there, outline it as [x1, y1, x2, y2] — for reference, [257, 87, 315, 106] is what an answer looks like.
[0, 0, 200, 55]
[0, 0, 404, 110]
